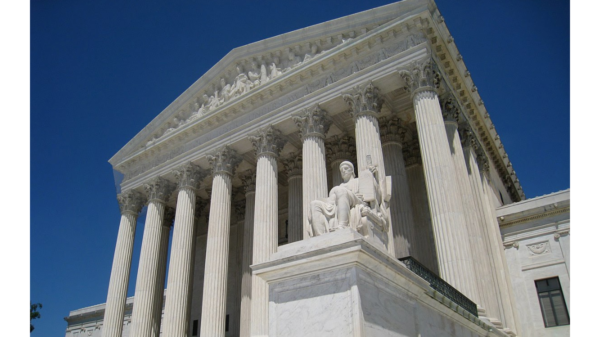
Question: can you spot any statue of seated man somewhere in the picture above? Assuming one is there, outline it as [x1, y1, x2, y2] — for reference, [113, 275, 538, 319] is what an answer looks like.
[308, 160, 389, 238]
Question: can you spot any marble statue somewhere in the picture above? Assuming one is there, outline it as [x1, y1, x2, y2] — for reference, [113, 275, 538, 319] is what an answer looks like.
[219, 78, 232, 104]
[232, 65, 253, 98]
[248, 62, 261, 86]
[260, 64, 269, 85]
[269, 61, 282, 80]
[308, 160, 390, 238]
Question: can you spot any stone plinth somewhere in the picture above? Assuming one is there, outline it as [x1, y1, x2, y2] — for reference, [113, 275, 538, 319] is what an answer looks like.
[253, 229, 508, 337]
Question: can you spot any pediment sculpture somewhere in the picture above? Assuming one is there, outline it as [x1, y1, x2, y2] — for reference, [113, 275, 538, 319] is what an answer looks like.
[308, 159, 391, 247]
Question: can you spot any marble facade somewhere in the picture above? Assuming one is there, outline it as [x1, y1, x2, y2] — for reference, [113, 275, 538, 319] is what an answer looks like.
[63, 1, 567, 336]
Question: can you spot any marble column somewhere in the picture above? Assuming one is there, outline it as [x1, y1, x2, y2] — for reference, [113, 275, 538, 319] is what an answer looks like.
[249, 125, 286, 337]
[152, 207, 174, 337]
[460, 129, 503, 325]
[379, 116, 417, 259]
[403, 139, 438, 273]
[229, 190, 246, 337]
[325, 134, 356, 188]
[239, 170, 256, 337]
[162, 163, 207, 337]
[199, 146, 242, 337]
[188, 197, 208, 332]
[399, 59, 478, 298]
[343, 81, 394, 255]
[282, 153, 303, 243]
[480, 159, 520, 335]
[293, 105, 331, 240]
[102, 191, 145, 337]
[130, 177, 175, 337]
[439, 97, 482, 307]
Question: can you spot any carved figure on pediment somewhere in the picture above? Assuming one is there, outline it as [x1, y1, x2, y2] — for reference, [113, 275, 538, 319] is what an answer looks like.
[219, 78, 232, 104]
[308, 161, 389, 237]
[201, 93, 219, 113]
[231, 65, 254, 98]
[269, 62, 282, 81]
[248, 62, 261, 86]
[260, 64, 269, 85]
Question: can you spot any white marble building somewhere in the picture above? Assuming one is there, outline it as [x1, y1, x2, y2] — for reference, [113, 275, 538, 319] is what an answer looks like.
[63, 1, 568, 336]
[499, 190, 570, 337]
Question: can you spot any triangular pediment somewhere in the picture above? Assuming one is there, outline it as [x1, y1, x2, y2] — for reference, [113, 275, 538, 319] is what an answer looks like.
[108, 0, 430, 167]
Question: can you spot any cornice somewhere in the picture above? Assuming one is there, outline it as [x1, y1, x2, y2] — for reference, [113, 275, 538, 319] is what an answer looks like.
[498, 206, 570, 228]
[109, 0, 431, 167]
[424, 4, 525, 201]
[114, 13, 433, 187]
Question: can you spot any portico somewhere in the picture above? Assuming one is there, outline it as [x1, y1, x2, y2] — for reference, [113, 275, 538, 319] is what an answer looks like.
[101, 1, 525, 336]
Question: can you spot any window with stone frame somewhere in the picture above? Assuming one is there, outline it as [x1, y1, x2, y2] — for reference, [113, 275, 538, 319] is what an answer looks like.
[535, 277, 569, 327]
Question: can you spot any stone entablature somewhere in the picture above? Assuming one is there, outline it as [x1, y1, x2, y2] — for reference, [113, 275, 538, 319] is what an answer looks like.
[108, 0, 524, 202]
[497, 189, 570, 229]
[114, 30, 429, 185]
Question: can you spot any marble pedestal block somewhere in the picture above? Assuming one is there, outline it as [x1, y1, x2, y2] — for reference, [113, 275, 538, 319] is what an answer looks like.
[253, 229, 508, 337]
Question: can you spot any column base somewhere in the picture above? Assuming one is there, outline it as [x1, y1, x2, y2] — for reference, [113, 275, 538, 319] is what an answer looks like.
[253, 228, 511, 337]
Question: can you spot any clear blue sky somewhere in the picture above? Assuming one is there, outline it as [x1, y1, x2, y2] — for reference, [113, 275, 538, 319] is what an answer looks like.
[29, 0, 569, 336]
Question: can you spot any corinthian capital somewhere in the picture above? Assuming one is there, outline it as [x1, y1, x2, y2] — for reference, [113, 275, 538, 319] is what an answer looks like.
[475, 148, 490, 173]
[325, 134, 356, 163]
[117, 190, 145, 215]
[343, 81, 384, 119]
[282, 151, 302, 178]
[207, 145, 242, 176]
[378, 117, 407, 145]
[173, 162, 208, 190]
[459, 126, 478, 149]
[143, 177, 176, 203]
[399, 58, 441, 95]
[240, 169, 256, 194]
[249, 125, 286, 158]
[440, 96, 460, 123]
[292, 105, 332, 139]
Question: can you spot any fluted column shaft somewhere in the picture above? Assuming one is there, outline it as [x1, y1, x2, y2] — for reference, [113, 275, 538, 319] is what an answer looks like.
[301, 135, 328, 239]
[103, 194, 142, 337]
[152, 212, 172, 337]
[163, 187, 197, 336]
[382, 140, 417, 259]
[200, 172, 233, 337]
[411, 89, 477, 297]
[239, 187, 256, 337]
[354, 113, 394, 254]
[130, 200, 168, 337]
[294, 106, 331, 240]
[464, 145, 503, 323]
[405, 160, 438, 273]
[287, 174, 303, 242]
[251, 154, 279, 337]
[481, 170, 520, 333]
[445, 121, 482, 306]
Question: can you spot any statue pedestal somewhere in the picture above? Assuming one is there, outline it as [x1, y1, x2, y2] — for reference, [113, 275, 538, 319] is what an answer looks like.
[252, 228, 508, 337]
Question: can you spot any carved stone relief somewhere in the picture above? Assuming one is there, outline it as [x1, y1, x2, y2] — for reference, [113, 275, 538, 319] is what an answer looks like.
[123, 31, 427, 183]
[526, 241, 551, 256]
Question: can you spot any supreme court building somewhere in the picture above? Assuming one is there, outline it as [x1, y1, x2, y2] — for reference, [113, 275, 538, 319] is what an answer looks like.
[64, 1, 570, 336]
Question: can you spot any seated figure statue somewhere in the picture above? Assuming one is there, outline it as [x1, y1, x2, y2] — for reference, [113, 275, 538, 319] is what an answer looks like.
[308, 160, 390, 241]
